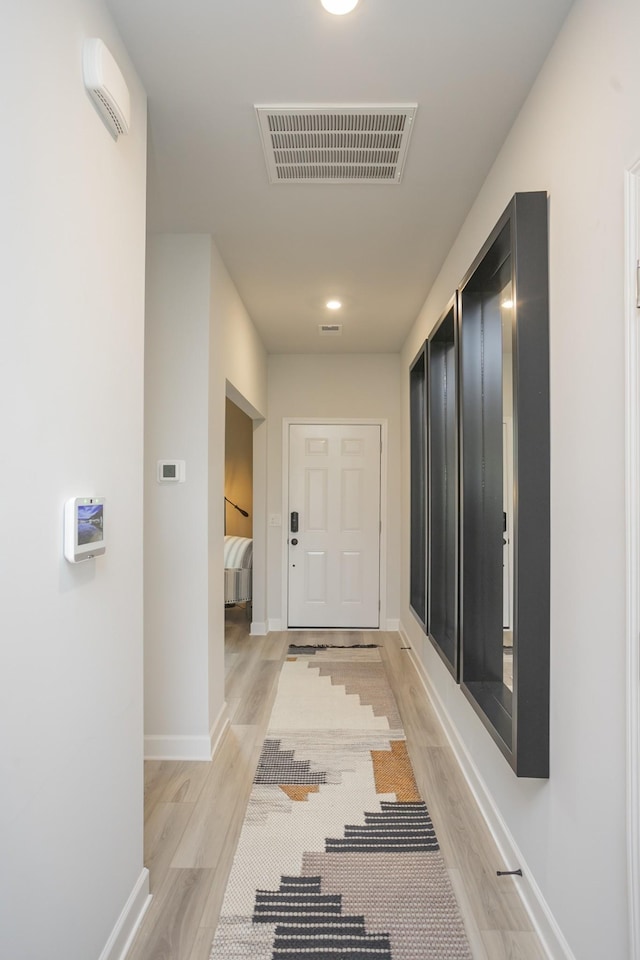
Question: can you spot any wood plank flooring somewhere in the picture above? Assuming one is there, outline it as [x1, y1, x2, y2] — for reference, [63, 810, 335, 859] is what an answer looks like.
[128, 607, 547, 960]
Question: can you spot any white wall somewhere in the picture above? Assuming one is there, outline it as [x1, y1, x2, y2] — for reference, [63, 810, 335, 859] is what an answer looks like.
[216, 243, 268, 418]
[144, 235, 214, 756]
[400, 0, 640, 956]
[0, 2, 148, 958]
[145, 237, 267, 754]
[267, 353, 401, 629]
[212, 244, 268, 632]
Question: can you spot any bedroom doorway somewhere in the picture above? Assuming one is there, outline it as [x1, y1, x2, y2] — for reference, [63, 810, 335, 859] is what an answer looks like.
[224, 396, 254, 619]
[286, 421, 381, 629]
[224, 388, 266, 632]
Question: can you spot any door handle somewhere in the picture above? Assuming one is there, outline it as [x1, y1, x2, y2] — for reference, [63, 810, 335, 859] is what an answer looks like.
[291, 511, 299, 532]
[291, 538, 298, 546]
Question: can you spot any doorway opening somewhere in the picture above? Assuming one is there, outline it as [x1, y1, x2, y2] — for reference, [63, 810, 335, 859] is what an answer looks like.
[224, 395, 254, 622]
[224, 382, 266, 637]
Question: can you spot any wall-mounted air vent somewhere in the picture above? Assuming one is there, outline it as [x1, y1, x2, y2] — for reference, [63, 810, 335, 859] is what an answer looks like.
[83, 39, 130, 138]
[256, 104, 417, 184]
[319, 323, 343, 335]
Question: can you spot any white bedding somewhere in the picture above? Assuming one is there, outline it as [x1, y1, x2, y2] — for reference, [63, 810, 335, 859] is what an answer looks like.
[224, 536, 253, 604]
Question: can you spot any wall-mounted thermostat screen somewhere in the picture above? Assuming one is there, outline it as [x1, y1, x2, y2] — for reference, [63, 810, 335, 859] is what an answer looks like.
[157, 460, 186, 483]
[64, 497, 106, 562]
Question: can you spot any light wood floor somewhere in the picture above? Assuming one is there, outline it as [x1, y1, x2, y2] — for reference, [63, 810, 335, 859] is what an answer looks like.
[128, 608, 547, 960]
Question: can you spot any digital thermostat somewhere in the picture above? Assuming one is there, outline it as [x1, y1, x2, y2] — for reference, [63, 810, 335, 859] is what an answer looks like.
[157, 460, 186, 483]
[64, 497, 106, 563]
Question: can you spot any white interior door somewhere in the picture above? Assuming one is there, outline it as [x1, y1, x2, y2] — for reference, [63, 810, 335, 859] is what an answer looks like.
[287, 423, 381, 628]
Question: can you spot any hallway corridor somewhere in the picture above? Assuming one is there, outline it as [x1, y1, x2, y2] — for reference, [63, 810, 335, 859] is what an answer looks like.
[129, 611, 547, 960]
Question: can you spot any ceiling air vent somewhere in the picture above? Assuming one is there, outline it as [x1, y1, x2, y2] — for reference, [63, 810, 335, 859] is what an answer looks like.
[255, 104, 417, 184]
[319, 323, 342, 336]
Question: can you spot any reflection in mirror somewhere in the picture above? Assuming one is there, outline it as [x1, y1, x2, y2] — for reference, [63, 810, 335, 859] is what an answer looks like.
[501, 283, 514, 692]
[459, 220, 513, 748]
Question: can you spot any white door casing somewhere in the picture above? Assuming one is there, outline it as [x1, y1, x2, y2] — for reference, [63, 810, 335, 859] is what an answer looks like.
[287, 422, 381, 628]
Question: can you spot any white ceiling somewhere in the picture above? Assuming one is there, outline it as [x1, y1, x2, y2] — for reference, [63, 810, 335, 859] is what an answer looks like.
[106, 0, 573, 354]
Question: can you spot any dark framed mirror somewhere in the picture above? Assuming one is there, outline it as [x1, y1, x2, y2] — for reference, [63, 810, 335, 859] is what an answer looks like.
[409, 343, 428, 630]
[458, 192, 550, 777]
[427, 300, 459, 677]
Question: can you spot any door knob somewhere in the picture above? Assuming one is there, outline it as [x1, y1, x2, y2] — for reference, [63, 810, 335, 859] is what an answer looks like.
[291, 538, 298, 546]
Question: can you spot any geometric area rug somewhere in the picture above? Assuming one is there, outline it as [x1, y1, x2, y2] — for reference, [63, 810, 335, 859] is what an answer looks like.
[209, 644, 473, 959]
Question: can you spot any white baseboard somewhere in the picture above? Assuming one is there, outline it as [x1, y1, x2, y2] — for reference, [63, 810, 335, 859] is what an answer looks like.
[256, 618, 398, 633]
[398, 622, 576, 960]
[263, 619, 396, 633]
[99, 868, 151, 960]
[144, 733, 212, 761]
[144, 705, 230, 761]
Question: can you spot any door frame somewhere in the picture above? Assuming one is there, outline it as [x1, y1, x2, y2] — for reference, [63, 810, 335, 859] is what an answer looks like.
[281, 418, 389, 630]
[626, 158, 640, 960]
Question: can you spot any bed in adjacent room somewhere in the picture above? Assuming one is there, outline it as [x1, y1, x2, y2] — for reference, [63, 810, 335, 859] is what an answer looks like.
[224, 535, 253, 609]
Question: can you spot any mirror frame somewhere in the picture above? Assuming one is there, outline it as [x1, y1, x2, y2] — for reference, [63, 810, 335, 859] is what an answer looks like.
[458, 192, 550, 778]
[409, 342, 428, 631]
[427, 298, 459, 678]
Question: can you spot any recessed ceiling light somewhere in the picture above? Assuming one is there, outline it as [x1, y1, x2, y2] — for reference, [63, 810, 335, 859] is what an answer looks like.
[321, 0, 359, 15]
[326, 299, 342, 310]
